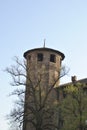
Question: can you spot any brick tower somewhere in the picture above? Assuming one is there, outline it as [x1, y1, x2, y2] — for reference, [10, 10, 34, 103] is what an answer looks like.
[23, 47, 65, 130]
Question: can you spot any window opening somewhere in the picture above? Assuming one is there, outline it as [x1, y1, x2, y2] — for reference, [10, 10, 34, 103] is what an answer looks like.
[28, 55, 31, 60]
[60, 59, 62, 66]
[50, 54, 56, 63]
[37, 53, 43, 61]
[63, 90, 66, 98]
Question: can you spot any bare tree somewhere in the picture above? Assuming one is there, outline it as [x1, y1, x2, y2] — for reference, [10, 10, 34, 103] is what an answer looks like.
[6, 56, 69, 130]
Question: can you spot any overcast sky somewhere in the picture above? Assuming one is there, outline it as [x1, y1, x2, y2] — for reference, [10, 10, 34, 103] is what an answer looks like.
[0, 0, 87, 130]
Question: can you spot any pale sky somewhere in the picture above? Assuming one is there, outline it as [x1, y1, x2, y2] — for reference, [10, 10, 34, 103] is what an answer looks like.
[0, 0, 87, 130]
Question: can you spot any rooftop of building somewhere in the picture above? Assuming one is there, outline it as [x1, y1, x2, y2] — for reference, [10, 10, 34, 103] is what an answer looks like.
[59, 76, 87, 88]
[24, 47, 65, 60]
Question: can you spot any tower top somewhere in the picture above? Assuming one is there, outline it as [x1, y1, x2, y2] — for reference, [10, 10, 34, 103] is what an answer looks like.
[24, 47, 65, 60]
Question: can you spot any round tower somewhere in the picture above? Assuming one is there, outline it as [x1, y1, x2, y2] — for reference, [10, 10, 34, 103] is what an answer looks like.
[23, 47, 65, 130]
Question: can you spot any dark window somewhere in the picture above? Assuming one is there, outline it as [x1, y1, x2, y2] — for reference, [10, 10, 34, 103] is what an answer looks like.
[83, 88, 87, 95]
[37, 53, 43, 61]
[63, 91, 66, 98]
[28, 55, 31, 60]
[50, 54, 56, 63]
[57, 89, 60, 100]
[60, 59, 62, 66]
